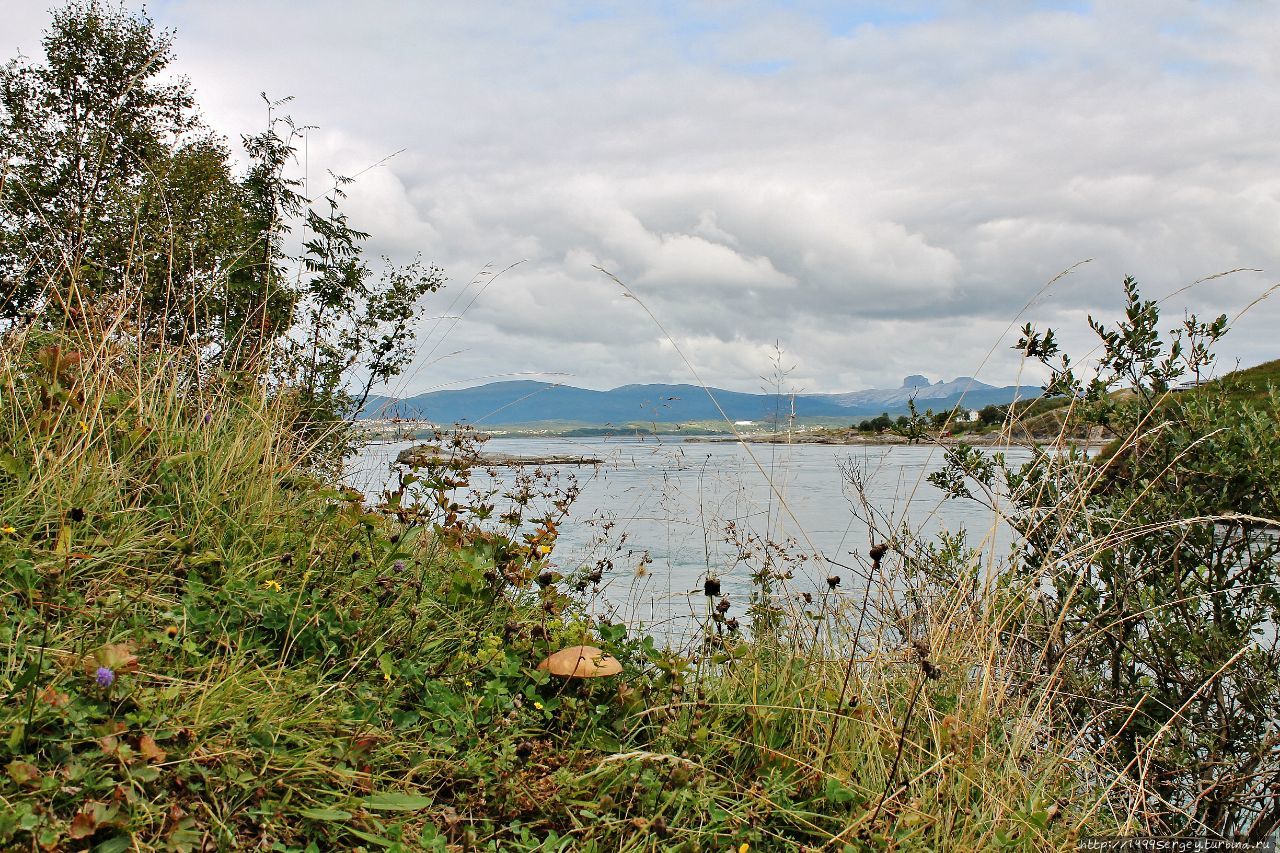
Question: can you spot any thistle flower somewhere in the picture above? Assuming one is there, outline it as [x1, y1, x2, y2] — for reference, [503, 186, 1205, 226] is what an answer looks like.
[95, 666, 115, 687]
[393, 560, 406, 574]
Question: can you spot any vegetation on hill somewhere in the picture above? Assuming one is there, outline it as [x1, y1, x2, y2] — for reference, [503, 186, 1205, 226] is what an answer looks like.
[3, 3, 1279, 850]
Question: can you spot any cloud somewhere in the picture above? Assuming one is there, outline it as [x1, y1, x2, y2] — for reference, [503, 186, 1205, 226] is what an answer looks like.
[6, 0, 1279, 393]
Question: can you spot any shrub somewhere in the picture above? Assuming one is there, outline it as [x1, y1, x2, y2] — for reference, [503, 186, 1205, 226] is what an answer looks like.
[932, 278, 1280, 839]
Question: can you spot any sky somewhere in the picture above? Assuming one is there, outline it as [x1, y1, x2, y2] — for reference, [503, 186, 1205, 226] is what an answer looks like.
[7, 1, 1280, 397]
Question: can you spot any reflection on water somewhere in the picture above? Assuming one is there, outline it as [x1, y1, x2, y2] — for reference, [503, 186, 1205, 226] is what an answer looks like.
[346, 436, 1031, 641]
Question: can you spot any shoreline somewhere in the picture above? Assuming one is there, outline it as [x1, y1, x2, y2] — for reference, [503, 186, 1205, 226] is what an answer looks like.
[682, 430, 1110, 447]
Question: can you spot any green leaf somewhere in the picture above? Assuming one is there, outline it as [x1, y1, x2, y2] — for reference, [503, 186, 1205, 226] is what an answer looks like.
[300, 808, 352, 822]
[362, 792, 434, 812]
[11, 661, 40, 693]
[0, 451, 26, 480]
[346, 826, 397, 847]
[92, 838, 132, 853]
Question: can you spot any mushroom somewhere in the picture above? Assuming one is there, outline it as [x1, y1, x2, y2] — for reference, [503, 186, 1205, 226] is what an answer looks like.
[537, 645, 622, 678]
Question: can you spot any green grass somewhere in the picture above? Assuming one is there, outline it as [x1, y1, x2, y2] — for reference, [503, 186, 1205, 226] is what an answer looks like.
[1, 320, 1118, 851]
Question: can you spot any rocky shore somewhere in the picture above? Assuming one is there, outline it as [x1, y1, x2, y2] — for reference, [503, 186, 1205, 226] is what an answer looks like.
[395, 444, 603, 467]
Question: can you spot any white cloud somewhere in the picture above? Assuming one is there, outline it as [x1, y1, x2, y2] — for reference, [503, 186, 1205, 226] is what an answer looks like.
[6, 0, 1279, 393]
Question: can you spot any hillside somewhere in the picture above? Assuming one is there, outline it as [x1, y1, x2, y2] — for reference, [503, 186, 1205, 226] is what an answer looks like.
[362, 375, 1035, 427]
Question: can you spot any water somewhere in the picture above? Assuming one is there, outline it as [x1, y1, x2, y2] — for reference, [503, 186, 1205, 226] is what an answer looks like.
[347, 436, 1031, 640]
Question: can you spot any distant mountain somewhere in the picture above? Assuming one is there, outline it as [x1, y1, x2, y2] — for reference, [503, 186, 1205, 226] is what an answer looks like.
[815, 375, 1016, 410]
[360, 375, 1037, 426]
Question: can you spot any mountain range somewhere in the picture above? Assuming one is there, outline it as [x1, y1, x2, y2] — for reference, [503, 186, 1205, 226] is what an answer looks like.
[361, 375, 1036, 427]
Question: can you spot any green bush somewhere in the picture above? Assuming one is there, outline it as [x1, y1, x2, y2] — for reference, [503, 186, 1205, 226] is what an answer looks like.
[932, 278, 1280, 840]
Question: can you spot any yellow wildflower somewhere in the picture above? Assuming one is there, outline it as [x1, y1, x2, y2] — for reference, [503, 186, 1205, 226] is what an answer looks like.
[1, 525, 15, 535]
[262, 579, 282, 592]
[80, 420, 89, 432]
[739, 845, 750, 853]
[534, 701, 544, 711]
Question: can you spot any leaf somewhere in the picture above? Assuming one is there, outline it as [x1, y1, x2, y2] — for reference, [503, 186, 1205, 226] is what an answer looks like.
[362, 792, 435, 811]
[69, 809, 99, 839]
[92, 838, 132, 853]
[824, 778, 861, 805]
[346, 826, 396, 847]
[89, 643, 138, 674]
[6, 760, 40, 787]
[0, 451, 27, 480]
[299, 808, 352, 821]
[138, 735, 166, 763]
[38, 685, 69, 708]
[11, 660, 40, 693]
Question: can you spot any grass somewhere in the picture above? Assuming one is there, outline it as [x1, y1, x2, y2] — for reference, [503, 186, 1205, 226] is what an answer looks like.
[0, 306, 1131, 851]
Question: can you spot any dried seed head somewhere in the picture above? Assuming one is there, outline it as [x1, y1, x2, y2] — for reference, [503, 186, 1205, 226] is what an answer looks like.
[703, 577, 721, 597]
[826, 574, 841, 589]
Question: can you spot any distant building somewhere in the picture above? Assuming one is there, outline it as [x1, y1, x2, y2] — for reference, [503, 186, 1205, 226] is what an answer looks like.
[734, 420, 755, 426]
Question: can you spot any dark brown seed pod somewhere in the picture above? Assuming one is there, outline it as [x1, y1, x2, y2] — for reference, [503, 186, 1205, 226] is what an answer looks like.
[703, 577, 721, 597]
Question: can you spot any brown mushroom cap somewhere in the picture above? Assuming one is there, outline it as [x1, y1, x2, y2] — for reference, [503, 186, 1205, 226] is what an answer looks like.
[537, 645, 622, 678]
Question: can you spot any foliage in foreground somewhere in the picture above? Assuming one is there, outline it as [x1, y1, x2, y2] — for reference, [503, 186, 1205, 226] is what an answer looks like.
[0, 324, 1110, 850]
[931, 279, 1280, 840]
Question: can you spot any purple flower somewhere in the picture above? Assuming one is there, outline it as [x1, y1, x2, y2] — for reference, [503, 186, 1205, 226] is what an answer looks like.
[203, 412, 212, 425]
[393, 560, 406, 574]
[95, 666, 115, 687]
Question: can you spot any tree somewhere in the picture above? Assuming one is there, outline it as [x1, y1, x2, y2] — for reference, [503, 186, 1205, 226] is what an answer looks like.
[0, 6, 312, 366]
[931, 279, 1277, 838]
[0, 1, 201, 321]
[2, 2, 446, 465]
[281, 174, 445, 458]
[977, 403, 1005, 426]
[860, 412, 892, 432]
